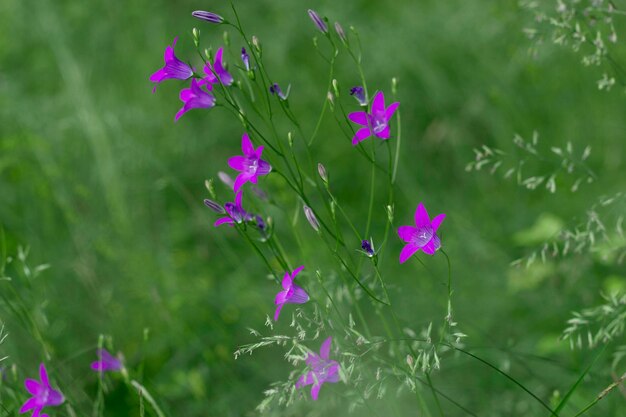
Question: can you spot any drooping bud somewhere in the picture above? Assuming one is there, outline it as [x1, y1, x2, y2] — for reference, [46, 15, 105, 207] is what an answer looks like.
[307, 9, 328, 34]
[350, 86, 367, 106]
[361, 239, 375, 257]
[192, 11, 224, 24]
[303, 205, 320, 232]
[317, 163, 328, 184]
[252, 35, 261, 55]
[241, 47, 251, 71]
[204, 199, 225, 214]
[334, 22, 347, 45]
[269, 83, 290, 101]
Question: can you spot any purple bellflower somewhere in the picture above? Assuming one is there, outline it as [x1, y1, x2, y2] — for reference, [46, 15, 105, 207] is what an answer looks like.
[269, 83, 290, 101]
[227, 133, 272, 192]
[397, 202, 446, 263]
[204, 47, 233, 86]
[214, 191, 251, 227]
[241, 47, 251, 71]
[20, 364, 64, 417]
[350, 86, 367, 106]
[307, 9, 328, 33]
[274, 266, 309, 321]
[296, 337, 340, 400]
[150, 37, 194, 93]
[192, 10, 224, 24]
[348, 91, 399, 145]
[91, 349, 123, 372]
[175, 78, 216, 121]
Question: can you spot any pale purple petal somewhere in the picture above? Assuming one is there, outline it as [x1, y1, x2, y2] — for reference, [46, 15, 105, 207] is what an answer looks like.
[324, 362, 340, 383]
[310, 383, 321, 400]
[20, 397, 39, 412]
[47, 388, 64, 406]
[296, 371, 314, 388]
[214, 217, 234, 227]
[274, 301, 284, 321]
[25, 379, 40, 395]
[39, 364, 49, 388]
[399, 244, 420, 263]
[414, 203, 431, 227]
[256, 159, 272, 175]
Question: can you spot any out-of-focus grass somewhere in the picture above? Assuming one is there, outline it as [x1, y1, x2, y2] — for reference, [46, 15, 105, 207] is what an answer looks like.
[1, 0, 625, 415]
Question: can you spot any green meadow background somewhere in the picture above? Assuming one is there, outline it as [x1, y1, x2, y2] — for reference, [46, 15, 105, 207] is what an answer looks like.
[1, 0, 625, 415]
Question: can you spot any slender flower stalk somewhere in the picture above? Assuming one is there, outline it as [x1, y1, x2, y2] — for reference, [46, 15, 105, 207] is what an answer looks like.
[397, 202, 446, 262]
[192, 10, 224, 24]
[296, 337, 340, 400]
[20, 364, 64, 417]
[150, 37, 194, 92]
[274, 265, 309, 320]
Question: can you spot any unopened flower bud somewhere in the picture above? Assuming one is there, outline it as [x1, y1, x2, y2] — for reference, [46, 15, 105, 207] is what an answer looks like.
[205, 179, 216, 198]
[334, 22, 347, 45]
[406, 355, 414, 367]
[332, 79, 340, 97]
[192, 10, 224, 24]
[350, 86, 367, 106]
[223, 31, 230, 46]
[252, 35, 261, 55]
[317, 163, 328, 183]
[204, 199, 225, 214]
[392, 77, 398, 95]
[192, 28, 200, 48]
[386, 204, 394, 224]
[288, 132, 294, 147]
[303, 205, 320, 232]
[327, 92, 334, 110]
[307, 9, 328, 34]
[218, 171, 235, 189]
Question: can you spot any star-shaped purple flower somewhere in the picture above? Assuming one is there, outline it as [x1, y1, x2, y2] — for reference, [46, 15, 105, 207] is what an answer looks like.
[274, 265, 309, 321]
[397, 202, 446, 263]
[204, 47, 233, 86]
[348, 91, 399, 145]
[214, 191, 251, 227]
[175, 78, 216, 121]
[227, 133, 272, 192]
[20, 364, 64, 417]
[91, 349, 122, 372]
[150, 37, 194, 93]
[296, 337, 340, 400]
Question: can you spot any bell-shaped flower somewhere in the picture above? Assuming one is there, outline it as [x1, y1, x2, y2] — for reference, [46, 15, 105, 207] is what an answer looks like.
[204, 47, 233, 86]
[175, 78, 216, 121]
[20, 364, 64, 417]
[150, 37, 193, 92]
[295, 337, 340, 400]
[214, 191, 251, 227]
[227, 133, 272, 192]
[397, 202, 446, 263]
[348, 91, 399, 145]
[90, 349, 123, 373]
[274, 266, 309, 321]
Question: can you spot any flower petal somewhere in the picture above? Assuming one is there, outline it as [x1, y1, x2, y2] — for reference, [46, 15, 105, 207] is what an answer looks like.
[422, 235, 441, 255]
[19, 398, 39, 413]
[325, 361, 341, 383]
[352, 127, 371, 145]
[232, 174, 250, 193]
[228, 156, 247, 172]
[375, 125, 390, 139]
[431, 213, 446, 231]
[214, 217, 234, 227]
[399, 244, 420, 264]
[414, 203, 430, 227]
[348, 111, 368, 126]
[256, 159, 272, 176]
[286, 284, 309, 304]
[241, 134, 254, 156]
[39, 364, 49, 387]
[281, 271, 293, 289]
[273, 302, 284, 321]
[291, 265, 305, 279]
[397, 226, 417, 243]
[385, 102, 399, 120]
[24, 379, 40, 395]
[371, 91, 385, 113]
[296, 371, 314, 388]
[319, 337, 332, 360]
[310, 383, 322, 400]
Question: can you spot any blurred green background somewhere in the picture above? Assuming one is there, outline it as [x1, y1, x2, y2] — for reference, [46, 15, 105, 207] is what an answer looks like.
[1, 0, 625, 415]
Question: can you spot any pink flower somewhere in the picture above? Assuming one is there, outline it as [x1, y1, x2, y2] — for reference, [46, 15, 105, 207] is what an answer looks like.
[149, 37, 193, 92]
[397, 202, 446, 263]
[296, 337, 340, 400]
[175, 78, 216, 121]
[20, 364, 64, 417]
[90, 349, 122, 372]
[227, 133, 272, 192]
[348, 91, 399, 145]
[204, 47, 233, 86]
[274, 266, 309, 321]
